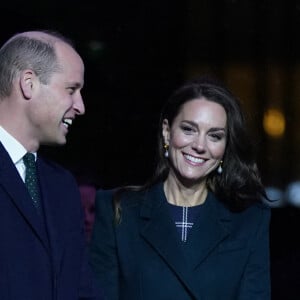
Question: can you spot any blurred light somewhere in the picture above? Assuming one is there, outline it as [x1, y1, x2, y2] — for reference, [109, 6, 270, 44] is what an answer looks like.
[87, 40, 105, 59]
[263, 108, 285, 138]
[264, 186, 285, 208]
[285, 181, 300, 206]
[88, 40, 104, 52]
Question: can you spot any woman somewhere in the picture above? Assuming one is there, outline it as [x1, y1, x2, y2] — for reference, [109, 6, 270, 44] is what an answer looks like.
[90, 78, 271, 300]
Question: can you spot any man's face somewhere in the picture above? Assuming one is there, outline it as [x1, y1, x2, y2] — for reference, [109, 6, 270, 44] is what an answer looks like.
[28, 42, 85, 146]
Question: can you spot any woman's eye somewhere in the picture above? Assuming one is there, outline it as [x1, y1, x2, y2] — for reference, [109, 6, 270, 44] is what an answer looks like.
[181, 125, 194, 133]
[210, 133, 224, 141]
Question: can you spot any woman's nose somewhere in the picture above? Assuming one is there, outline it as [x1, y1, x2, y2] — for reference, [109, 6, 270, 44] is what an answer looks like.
[192, 136, 206, 152]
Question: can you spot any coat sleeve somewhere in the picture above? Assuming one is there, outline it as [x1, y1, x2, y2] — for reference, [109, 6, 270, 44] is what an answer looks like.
[89, 189, 119, 300]
[238, 206, 271, 300]
[79, 236, 107, 300]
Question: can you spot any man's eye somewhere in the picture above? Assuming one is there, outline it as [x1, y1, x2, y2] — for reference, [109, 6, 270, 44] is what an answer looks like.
[68, 87, 76, 94]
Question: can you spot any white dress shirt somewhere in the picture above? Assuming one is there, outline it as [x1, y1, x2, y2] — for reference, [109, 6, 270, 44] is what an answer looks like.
[0, 126, 37, 182]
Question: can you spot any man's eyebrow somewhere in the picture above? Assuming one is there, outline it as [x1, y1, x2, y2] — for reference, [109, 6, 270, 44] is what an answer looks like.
[68, 82, 83, 89]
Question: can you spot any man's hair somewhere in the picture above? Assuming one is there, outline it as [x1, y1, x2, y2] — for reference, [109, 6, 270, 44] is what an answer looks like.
[0, 30, 74, 98]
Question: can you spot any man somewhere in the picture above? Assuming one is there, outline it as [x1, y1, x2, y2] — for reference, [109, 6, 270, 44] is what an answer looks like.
[0, 31, 104, 299]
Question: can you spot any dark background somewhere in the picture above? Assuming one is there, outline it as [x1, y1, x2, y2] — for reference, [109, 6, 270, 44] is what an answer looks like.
[2, 1, 300, 298]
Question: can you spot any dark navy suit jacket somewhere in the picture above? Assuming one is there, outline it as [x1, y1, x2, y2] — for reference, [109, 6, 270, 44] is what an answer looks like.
[90, 182, 271, 300]
[0, 143, 104, 300]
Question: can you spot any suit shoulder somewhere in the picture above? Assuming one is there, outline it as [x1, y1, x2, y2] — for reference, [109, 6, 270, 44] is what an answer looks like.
[38, 155, 74, 177]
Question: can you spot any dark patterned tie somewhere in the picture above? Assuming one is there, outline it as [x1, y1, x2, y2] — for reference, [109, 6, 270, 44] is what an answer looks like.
[23, 153, 41, 213]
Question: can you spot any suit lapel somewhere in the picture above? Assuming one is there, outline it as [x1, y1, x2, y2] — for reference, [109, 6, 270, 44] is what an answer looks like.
[0, 144, 50, 250]
[37, 157, 65, 275]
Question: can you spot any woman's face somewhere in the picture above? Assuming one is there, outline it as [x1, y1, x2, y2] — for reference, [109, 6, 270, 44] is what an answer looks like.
[163, 98, 227, 184]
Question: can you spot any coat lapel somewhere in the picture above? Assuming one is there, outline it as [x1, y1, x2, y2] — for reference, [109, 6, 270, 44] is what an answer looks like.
[0, 144, 50, 250]
[138, 183, 199, 298]
[138, 183, 232, 299]
[139, 184, 187, 271]
[184, 192, 231, 270]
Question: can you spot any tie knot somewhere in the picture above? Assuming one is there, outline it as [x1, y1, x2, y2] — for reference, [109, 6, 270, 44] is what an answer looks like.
[23, 152, 36, 168]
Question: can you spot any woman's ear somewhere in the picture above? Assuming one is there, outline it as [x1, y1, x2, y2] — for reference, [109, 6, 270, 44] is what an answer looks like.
[162, 119, 170, 144]
[19, 69, 35, 100]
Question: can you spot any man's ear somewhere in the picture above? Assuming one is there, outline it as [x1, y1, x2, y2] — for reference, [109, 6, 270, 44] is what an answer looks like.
[19, 69, 36, 100]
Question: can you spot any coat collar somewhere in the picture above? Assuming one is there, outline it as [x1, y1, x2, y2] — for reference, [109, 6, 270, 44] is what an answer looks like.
[138, 182, 232, 299]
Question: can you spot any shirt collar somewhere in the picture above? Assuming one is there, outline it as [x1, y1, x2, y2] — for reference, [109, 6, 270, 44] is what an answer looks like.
[0, 126, 28, 164]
